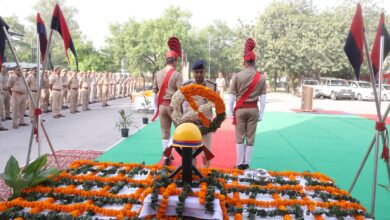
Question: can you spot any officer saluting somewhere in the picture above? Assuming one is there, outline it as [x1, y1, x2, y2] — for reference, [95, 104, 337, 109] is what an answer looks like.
[182, 60, 216, 168]
[229, 38, 266, 170]
[152, 37, 183, 165]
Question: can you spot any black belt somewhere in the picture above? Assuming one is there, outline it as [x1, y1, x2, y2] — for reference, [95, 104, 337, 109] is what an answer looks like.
[32, 90, 37, 93]
[243, 101, 258, 104]
[72, 88, 78, 90]
[53, 89, 61, 91]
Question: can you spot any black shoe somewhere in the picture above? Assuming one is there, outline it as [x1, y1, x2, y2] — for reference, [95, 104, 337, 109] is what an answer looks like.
[0, 127, 8, 131]
[23, 114, 28, 117]
[243, 164, 249, 170]
[5, 116, 12, 120]
[234, 164, 245, 170]
[163, 158, 171, 166]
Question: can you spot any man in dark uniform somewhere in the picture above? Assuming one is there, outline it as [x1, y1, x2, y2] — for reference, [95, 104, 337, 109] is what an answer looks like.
[182, 60, 217, 168]
[152, 37, 183, 165]
[229, 38, 266, 170]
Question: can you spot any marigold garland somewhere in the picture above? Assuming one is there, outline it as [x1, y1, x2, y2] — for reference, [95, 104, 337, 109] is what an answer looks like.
[171, 84, 226, 134]
[0, 160, 370, 220]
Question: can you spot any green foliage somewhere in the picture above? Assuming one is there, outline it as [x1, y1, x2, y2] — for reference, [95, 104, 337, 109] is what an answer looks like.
[0, 155, 60, 197]
[141, 96, 152, 117]
[115, 109, 136, 130]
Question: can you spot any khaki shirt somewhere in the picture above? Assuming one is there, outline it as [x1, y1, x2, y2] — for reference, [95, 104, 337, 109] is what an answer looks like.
[182, 79, 216, 120]
[26, 74, 38, 91]
[101, 76, 109, 86]
[68, 76, 79, 89]
[153, 66, 183, 99]
[41, 77, 49, 89]
[8, 74, 27, 93]
[229, 67, 266, 102]
[49, 74, 63, 90]
[61, 76, 68, 89]
[80, 76, 89, 88]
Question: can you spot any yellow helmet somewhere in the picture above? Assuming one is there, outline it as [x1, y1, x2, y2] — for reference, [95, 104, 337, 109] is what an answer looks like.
[172, 123, 203, 148]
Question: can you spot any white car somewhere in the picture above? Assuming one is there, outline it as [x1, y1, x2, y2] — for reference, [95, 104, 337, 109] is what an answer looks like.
[376, 84, 390, 101]
[348, 81, 374, 101]
[320, 78, 354, 100]
[297, 79, 321, 98]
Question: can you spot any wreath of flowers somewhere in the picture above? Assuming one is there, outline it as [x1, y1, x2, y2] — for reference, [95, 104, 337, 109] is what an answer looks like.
[171, 84, 226, 135]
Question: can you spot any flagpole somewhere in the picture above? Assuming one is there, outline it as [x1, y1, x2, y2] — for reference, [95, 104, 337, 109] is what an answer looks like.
[25, 29, 61, 169]
[36, 28, 41, 157]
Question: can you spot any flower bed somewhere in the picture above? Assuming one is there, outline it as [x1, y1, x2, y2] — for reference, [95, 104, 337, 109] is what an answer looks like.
[0, 160, 370, 219]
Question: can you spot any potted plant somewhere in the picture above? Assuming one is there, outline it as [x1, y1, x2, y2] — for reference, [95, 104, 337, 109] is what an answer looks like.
[116, 109, 135, 137]
[141, 95, 152, 124]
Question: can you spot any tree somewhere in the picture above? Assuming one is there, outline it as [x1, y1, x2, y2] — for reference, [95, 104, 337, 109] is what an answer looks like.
[2, 16, 33, 63]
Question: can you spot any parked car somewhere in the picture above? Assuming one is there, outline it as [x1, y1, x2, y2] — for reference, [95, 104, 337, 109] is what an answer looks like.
[348, 80, 374, 101]
[375, 84, 390, 101]
[297, 79, 321, 98]
[320, 77, 354, 100]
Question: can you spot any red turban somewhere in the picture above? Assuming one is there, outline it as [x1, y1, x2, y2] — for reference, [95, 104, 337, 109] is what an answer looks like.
[243, 38, 256, 61]
[166, 37, 182, 59]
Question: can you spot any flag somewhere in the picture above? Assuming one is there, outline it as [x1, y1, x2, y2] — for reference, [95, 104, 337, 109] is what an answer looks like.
[371, 13, 390, 78]
[36, 13, 48, 63]
[50, 4, 78, 70]
[0, 17, 9, 67]
[344, 4, 364, 80]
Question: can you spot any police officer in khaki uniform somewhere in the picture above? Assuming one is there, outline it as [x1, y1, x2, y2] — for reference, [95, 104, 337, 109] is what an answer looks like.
[61, 69, 69, 109]
[7, 67, 29, 128]
[79, 72, 91, 111]
[1, 65, 11, 120]
[26, 68, 39, 123]
[182, 60, 216, 168]
[152, 37, 183, 165]
[229, 38, 266, 170]
[67, 71, 80, 113]
[0, 65, 8, 131]
[96, 73, 103, 102]
[40, 71, 50, 113]
[90, 72, 98, 103]
[49, 67, 65, 118]
[101, 72, 110, 107]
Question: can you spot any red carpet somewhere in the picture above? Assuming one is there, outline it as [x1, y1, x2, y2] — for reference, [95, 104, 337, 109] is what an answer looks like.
[158, 119, 237, 169]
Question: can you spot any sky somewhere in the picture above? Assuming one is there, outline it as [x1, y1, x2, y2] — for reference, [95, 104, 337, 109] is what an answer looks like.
[1, 0, 389, 49]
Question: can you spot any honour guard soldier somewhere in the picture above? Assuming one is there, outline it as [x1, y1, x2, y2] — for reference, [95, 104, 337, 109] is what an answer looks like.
[229, 38, 266, 170]
[90, 72, 98, 103]
[152, 37, 183, 165]
[0, 65, 8, 131]
[49, 67, 65, 118]
[182, 60, 216, 168]
[7, 67, 29, 128]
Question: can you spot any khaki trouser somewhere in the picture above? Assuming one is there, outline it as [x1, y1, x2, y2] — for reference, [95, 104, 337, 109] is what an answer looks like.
[102, 86, 109, 106]
[29, 92, 39, 122]
[123, 85, 128, 96]
[90, 85, 97, 102]
[69, 88, 79, 113]
[159, 104, 177, 139]
[11, 92, 27, 126]
[235, 107, 259, 146]
[41, 89, 50, 112]
[62, 88, 68, 107]
[51, 90, 62, 116]
[1, 90, 11, 117]
[80, 88, 89, 111]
